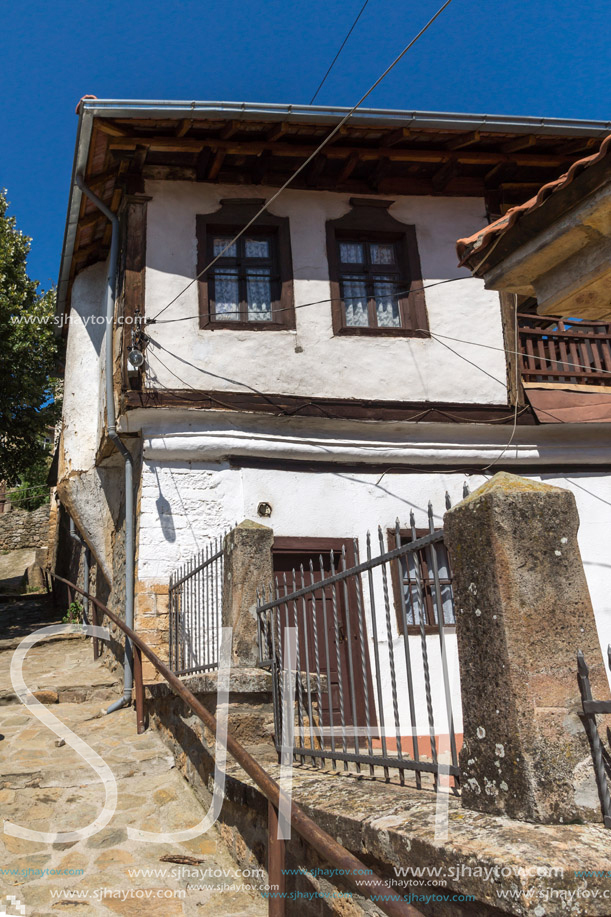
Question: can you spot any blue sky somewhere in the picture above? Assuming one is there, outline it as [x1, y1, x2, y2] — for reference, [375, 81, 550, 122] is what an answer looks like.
[3, 0, 610, 290]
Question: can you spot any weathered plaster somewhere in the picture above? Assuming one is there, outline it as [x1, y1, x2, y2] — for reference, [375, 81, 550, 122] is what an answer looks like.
[143, 181, 507, 405]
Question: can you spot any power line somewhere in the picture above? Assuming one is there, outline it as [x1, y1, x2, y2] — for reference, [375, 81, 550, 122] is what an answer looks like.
[310, 0, 371, 105]
[423, 330, 611, 378]
[150, 0, 455, 323]
[3, 483, 51, 496]
[147, 277, 467, 325]
[480, 294, 520, 471]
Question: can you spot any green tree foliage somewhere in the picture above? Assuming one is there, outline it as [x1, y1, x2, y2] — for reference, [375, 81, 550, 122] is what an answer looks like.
[9, 451, 53, 511]
[0, 190, 61, 486]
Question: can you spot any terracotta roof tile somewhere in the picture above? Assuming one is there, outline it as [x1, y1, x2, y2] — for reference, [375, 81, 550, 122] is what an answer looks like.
[456, 133, 611, 269]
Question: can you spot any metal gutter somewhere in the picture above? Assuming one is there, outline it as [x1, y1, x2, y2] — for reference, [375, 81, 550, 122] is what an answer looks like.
[75, 98, 611, 135]
[56, 99, 611, 318]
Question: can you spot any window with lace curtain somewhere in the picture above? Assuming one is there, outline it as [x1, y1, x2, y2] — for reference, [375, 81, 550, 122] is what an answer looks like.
[326, 199, 429, 337]
[208, 232, 277, 324]
[197, 201, 295, 330]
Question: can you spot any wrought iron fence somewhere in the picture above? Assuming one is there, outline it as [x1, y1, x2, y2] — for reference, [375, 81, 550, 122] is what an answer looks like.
[169, 535, 225, 676]
[577, 646, 611, 827]
[257, 494, 465, 790]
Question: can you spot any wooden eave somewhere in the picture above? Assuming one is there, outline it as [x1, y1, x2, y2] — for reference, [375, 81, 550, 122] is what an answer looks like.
[65, 116, 607, 321]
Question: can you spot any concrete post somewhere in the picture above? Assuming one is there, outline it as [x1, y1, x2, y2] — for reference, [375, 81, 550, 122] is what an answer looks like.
[444, 472, 608, 823]
[222, 520, 274, 667]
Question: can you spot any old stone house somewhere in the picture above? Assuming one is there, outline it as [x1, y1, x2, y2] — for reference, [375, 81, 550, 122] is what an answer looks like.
[53, 98, 611, 757]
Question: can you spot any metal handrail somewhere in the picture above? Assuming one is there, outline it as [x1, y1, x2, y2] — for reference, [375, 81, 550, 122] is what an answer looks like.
[47, 570, 421, 917]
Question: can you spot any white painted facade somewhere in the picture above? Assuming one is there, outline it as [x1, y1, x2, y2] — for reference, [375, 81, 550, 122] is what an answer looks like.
[143, 182, 507, 405]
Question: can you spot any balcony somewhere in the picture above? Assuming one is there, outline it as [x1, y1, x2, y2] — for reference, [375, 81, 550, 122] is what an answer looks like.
[518, 313, 611, 422]
[518, 314, 611, 386]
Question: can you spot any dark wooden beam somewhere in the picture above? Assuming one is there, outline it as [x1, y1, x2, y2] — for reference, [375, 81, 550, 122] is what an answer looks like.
[485, 161, 519, 188]
[207, 150, 226, 181]
[266, 122, 289, 143]
[431, 158, 460, 192]
[195, 148, 213, 182]
[96, 120, 132, 138]
[108, 136, 569, 169]
[501, 134, 537, 154]
[307, 154, 327, 187]
[338, 152, 360, 183]
[219, 120, 241, 140]
[383, 127, 411, 147]
[554, 136, 597, 156]
[124, 388, 537, 425]
[447, 130, 480, 151]
[175, 120, 193, 137]
[122, 196, 149, 391]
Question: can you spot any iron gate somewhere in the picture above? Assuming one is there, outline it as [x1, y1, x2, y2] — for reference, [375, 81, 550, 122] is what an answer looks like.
[169, 535, 225, 676]
[257, 501, 462, 789]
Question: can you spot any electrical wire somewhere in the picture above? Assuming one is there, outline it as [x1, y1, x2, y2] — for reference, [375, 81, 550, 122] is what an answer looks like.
[147, 277, 466, 325]
[3, 483, 51, 496]
[150, 0, 455, 323]
[309, 0, 371, 105]
[419, 329, 611, 378]
[480, 293, 520, 471]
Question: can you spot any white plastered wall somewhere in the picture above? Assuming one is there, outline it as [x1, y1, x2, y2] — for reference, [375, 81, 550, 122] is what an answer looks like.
[143, 182, 507, 405]
[61, 261, 107, 474]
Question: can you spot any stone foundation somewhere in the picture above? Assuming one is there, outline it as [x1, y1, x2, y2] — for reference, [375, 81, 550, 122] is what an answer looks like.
[144, 675, 611, 916]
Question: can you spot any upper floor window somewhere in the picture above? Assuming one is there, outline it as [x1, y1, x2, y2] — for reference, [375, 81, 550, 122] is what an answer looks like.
[337, 235, 405, 330]
[327, 199, 429, 337]
[197, 200, 295, 330]
[208, 232, 277, 324]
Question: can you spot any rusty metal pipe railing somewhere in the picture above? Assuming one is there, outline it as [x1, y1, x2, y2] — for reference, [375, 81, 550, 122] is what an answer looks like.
[47, 570, 422, 917]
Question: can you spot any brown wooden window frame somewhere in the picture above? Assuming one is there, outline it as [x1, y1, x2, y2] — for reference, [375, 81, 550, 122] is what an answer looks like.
[387, 528, 455, 636]
[197, 200, 295, 331]
[326, 199, 429, 338]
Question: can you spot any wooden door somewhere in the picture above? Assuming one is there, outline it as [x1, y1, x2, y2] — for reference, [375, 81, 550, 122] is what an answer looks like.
[272, 538, 377, 734]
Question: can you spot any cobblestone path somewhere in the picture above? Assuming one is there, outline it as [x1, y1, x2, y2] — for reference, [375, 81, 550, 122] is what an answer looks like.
[0, 597, 266, 916]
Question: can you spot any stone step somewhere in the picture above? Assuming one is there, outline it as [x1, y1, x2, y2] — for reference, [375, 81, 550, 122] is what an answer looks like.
[0, 682, 121, 706]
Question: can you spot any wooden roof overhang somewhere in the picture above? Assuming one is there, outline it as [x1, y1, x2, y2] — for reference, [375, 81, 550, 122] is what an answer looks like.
[57, 100, 611, 327]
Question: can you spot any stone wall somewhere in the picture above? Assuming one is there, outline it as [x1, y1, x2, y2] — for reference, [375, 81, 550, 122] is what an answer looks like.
[0, 504, 50, 552]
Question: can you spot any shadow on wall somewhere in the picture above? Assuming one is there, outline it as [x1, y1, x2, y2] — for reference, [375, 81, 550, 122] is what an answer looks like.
[154, 468, 176, 543]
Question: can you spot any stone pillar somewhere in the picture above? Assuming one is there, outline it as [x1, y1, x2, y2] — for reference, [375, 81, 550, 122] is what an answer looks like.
[222, 520, 274, 667]
[444, 471, 609, 823]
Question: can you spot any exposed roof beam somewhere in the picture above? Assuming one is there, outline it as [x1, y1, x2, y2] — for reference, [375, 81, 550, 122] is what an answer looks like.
[266, 121, 288, 142]
[207, 150, 225, 180]
[432, 158, 460, 191]
[447, 130, 480, 150]
[107, 137, 568, 168]
[556, 136, 598, 156]
[382, 127, 411, 147]
[338, 152, 360, 183]
[96, 120, 132, 137]
[501, 134, 537, 153]
[219, 119, 241, 140]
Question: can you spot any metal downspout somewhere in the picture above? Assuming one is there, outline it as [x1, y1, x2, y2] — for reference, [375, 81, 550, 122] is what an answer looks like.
[69, 517, 90, 624]
[75, 174, 134, 714]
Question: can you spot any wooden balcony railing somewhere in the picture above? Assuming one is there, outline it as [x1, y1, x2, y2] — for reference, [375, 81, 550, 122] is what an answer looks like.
[518, 314, 611, 386]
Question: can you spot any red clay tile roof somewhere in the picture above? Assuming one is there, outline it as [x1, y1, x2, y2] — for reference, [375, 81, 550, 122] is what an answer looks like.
[456, 132, 611, 270]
